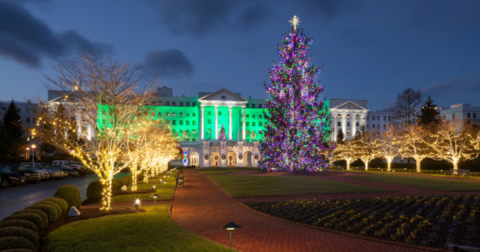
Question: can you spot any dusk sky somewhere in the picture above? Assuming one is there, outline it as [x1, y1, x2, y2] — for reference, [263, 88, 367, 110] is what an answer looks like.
[1, 0, 479, 110]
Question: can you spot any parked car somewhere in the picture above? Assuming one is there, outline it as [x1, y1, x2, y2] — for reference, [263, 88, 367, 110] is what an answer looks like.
[0, 169, 27, 186]
[0, 163, 40, 183]
[21, 163, 65, 179]
[52, 165, 79, 176]
[52, 160, 87, 173]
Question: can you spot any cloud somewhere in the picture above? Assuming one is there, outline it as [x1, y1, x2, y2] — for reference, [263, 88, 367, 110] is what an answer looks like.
[421, 71, 480, 99]
[142, 49, 194, 79]
[0, 1, 113, 67]
[145, 0, 355, 36]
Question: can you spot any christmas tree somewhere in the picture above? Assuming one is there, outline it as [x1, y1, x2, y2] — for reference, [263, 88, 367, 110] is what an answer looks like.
[259, 16, 331, 172]
[219, 125, 226, 140]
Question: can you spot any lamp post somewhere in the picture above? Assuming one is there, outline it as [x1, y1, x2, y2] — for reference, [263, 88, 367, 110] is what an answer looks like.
[152, 193, 159, 210]
[134, 199, 140, 212]
[31, 144, 36, 165]
[152, 185, 156, 192]
[222, 222, 241, 252]
[26, 147, 30, 160]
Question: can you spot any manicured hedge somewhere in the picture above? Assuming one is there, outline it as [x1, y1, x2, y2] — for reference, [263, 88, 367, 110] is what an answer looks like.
[0, 227, 39, 247]
[13, 209, 48, 227]
[54, 185, 81, 208]
[42, 197, 68, 213]
[26, 204, 58, 223]
[2, 213, 45, 231]
[35, 201, 62, 218]
[0, 220, 38, 234]
[0, 236, 36, 251]
[86, 180, 103, 201]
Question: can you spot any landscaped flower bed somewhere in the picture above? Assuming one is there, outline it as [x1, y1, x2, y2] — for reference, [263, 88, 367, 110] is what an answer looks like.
[245, 195, 480, 249]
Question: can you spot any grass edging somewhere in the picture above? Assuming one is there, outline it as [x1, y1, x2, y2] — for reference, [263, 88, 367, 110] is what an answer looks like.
[240, 203, 448, 252]
[201, 172, 234, 199]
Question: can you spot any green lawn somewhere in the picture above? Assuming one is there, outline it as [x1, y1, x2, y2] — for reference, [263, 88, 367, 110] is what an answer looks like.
[351, 173, 480, 191]
[111, 173, 177, 203]
[199, 170, 385, 197]
[47, 205, 233, 252]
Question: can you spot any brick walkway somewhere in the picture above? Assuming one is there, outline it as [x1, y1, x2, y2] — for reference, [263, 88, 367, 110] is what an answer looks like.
[170, 170, 435, 252]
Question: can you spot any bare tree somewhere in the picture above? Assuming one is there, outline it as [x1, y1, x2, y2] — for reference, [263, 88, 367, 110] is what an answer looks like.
[392, 88, 422, 125]
[378, 125, 403, 171]
[401, 124, 432, 172]
[34, 54, 154, 210]
[430, 119, 479, 172]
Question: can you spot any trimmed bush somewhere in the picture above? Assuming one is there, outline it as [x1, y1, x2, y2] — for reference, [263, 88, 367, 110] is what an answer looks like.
[14, 209, 48, 227]
[0, 227, 39, 247]
[2, 213, 44, 231]
[35, 201, 62, 218]
[42, 197, 68, 213]
[26, 204, 58, 223]
[54, 185, 81, 208]
[87, 181, 103, 201]
[0, 220, 38, 234]
[0, 237, 36, 251]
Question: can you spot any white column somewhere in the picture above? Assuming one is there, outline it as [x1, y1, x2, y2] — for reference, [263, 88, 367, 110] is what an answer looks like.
[200, 106, 205, 140]
[332, 113, 336, 141]
[228, 106, 232, 140]
[215, 105, 218, 140]
[342, 114, 346, 137]
[242, 107, 246, 140]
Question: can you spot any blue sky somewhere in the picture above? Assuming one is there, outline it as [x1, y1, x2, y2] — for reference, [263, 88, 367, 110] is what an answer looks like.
[1, 0, 479, 110]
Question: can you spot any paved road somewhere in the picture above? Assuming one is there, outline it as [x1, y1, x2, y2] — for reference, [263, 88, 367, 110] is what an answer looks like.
[0, 173, 125, 220]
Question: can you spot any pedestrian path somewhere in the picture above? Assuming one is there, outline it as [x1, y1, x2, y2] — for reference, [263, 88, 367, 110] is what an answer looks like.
[170, 170, 433, 252]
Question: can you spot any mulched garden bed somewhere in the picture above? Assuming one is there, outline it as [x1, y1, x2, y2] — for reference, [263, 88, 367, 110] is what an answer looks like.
[245, 195, 480, 250]
[41, 207, 145, 252]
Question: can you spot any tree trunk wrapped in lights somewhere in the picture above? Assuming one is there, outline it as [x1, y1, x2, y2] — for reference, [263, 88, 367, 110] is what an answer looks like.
[335, 140, 357, 170]
[352, 130, 380, 171]
[401, 124, 433, 172]
[429, 119, 479, 172]
[260, 16, 331, 172]
[378, 125, 403, 171]
[34, 54, 155, 210]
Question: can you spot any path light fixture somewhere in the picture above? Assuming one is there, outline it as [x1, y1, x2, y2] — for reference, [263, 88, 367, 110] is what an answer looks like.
[152, 185, 156, 192]
[31, 144, 36, 164]
[134, 199, 140, 212]
[152, 193, 159, 210]
[222, 222, 241, 252]
[159, 178, 162, 184]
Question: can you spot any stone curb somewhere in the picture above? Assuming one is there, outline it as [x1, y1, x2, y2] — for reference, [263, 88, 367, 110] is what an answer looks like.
[240, 203, 448, 252]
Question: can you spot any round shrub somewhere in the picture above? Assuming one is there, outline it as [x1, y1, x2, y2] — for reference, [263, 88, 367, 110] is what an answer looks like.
[0, 220, 38, 234]
[87, 181, 103, 201]
[26, 204, 58, 223]
[35, 201, 62, 218]
[2, 213, 44, 231]
[0, 227, 39, 247]
[42, 197, 68, 213]
[54, 185, 81, 208]
[0, 237, 36, 251]
[14, 209, 48, 227]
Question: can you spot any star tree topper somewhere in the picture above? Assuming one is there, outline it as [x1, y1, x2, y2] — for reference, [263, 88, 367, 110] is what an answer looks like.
[289, 15, 300, 30]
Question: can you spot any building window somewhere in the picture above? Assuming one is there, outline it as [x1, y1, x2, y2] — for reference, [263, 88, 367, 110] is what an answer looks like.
[158, 101, 162, 106]
[373, 124, 376, 128]
[452, 114, 455, 120]
[337, 115, 341, 118]
[347, 114, 350, 119]
[246, 130, 250, 135]
[246, 122, 250, 126]
[208, 111, 212, 115]
[372, 116, 375, 121]
[186, 102, 190, 106]
[180, 102, 183, 106]
[172, 102, 176, 106]
[252, 122, 256, 126]
[467, 113, 471, 118]
[26, 117, 30, 123]
[158, 112, 162, 116]
[180, 113, 183, 117]
[377, 124, 380, 129]
[186, 120, 190, 125]
[474, 113, 477, 119]
[166, 101, 170, 105]
[192, 102, 196, 106]
[246, 114, 249, 118]
[180, 120, 183, 125]
[172, 112, 176, 116]
[207, 119, 212, 124]
[166, 112, 170, 116]
[193, 113, 196, 117]
[219, 111, 222, 115]
[356, 115, 359, 119]
[384, 124, 386, 129]
[192, 121, 196, 125]
[259, 122, 263, 126]
[384, 116, 386, 121]
[347, 122, 350, 127]
[356, 122, 359, 127]
[172, 120, 176, 125]
[388, 116, 391, 121]
[252, 104, 256, 108]
[259, 114, 262, 118]
[32, 118, 36, 123]
[337, 122, 341, 127]
[252, 114, 255, 118]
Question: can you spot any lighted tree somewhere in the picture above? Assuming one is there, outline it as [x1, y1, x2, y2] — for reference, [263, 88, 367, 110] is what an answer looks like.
[260, 16, 331, 172]
[430, 119, 479, 172]
[378, 125, 403, 171]
[353, 130, 380, 171]
[335, 140, 356, 170]
[401, 124, 432, 172]
[219, 125, 226, 140]
[35, 54, 154, 210]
